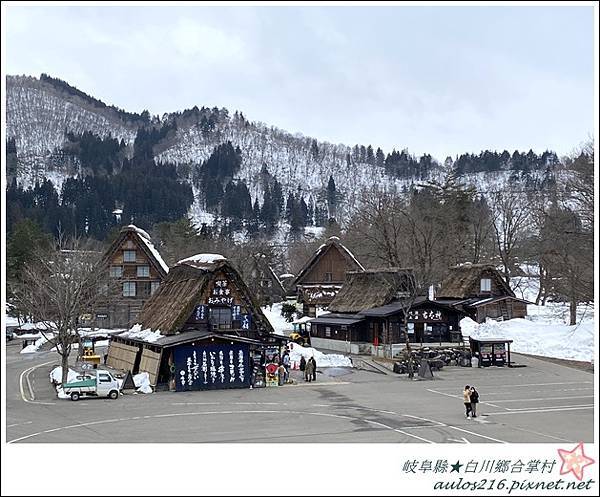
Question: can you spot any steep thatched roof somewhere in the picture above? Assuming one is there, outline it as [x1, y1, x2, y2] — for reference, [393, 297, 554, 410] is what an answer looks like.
[138, 255, 273, 335]
[328, 268, 415, 313]
[437, 264, 514, 299]
[101, 224, 169, 277]
[293, 236, 365, 286]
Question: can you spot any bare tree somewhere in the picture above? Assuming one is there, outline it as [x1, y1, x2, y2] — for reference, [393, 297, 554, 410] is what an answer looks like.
[11, 234, 118, 384]
[489, 190, 532, 285]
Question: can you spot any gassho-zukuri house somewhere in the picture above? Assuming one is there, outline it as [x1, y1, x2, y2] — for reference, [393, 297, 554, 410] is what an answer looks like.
[93, 224, 169, 329]
[309, 269, 466, 355]
[293, 236, 365, 317]
[106, 254, 286, 392]
[435, 263, 530, 323]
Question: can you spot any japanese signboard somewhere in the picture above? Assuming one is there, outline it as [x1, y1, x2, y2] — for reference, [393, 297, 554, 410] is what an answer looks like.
[174, 343, 250, 391]
[193, 305, 207, 321]
[407, 308, 443, 322]
[208, 279, 234, 306]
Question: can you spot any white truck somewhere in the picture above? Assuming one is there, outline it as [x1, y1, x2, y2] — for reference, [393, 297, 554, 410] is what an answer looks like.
[62, 370, 120, 401]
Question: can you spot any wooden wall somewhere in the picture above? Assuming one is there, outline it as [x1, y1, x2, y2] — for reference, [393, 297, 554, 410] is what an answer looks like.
[301, 245, 351, 284]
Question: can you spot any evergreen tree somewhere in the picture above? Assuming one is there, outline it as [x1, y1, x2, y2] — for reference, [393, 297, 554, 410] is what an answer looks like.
[375, 147, 385, 168]
[366, 145, 375, 165]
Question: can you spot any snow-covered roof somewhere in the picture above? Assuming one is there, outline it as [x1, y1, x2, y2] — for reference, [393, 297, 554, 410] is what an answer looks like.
[291, 316, 313, 325]
[137, 231, 169, 274]
[119, 324, 163, 343]
[121, 224, 170, 274]
[177, 253, 226, 268]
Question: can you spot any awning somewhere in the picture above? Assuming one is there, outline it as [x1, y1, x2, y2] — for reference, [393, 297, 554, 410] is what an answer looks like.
[310, 316, 365, 326]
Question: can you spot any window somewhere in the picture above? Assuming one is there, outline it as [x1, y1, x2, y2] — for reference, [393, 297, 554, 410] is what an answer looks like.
[139, 282, 151, 297]
[109, 266, 123, 278]
[123, 282, 136, 297]
[99, 374, 111, 383]
[480, 278, 492, 293]
[123, 250, 136, 262]
[324, 272, 333, 282]
[151, 281, 160, 295]
[209, 307, 232, 328]
[325, 326, 331, 338]
[137, 265, 150, 277]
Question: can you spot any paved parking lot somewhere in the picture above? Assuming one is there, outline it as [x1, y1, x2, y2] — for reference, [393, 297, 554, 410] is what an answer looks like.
[5, 340, 594, 443]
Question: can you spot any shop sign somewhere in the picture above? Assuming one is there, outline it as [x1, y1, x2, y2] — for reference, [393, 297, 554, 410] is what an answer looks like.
[174, 343, 249, 391]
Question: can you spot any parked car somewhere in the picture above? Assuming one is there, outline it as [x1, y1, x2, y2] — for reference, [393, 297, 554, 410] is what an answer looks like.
[6, 329, 15, 341]
[62, 370, 120, 401]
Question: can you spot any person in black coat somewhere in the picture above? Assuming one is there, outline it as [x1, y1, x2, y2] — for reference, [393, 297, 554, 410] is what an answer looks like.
[299, 356, 306, 372]
[309, 356, 317, 381]
[470, 386, 479, 417]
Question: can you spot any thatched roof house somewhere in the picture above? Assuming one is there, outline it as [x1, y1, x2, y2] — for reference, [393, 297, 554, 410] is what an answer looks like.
[93, 224, 169, 328]
[328, 269, 415, 314]
[138, 254, 273, 336]
[437, 263, 513, 299]
[436, 263, 529, 323]
[106, 254, 285, 391]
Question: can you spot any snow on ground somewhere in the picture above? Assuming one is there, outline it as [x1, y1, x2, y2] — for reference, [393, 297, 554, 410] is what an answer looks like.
[49, 366, 80, 384]
[20, 334, 50, 354]
[288, 342, 353, 368]
[4, 315, 20, 327]
[133, 372, 153, 393]
[462, 302, 595, 363]
[119, 324, 163, 342]
[261, 303, 293, 336]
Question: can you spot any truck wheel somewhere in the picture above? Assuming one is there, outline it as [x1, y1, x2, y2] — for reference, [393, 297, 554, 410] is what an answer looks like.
[108, 390, 119, 400]
[70, 392, 80, 401]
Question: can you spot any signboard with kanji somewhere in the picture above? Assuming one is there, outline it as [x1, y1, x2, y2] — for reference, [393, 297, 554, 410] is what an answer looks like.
[208, 279, 234, 306]
[174, 344, 250, 391]
[407, 308, 444, 323]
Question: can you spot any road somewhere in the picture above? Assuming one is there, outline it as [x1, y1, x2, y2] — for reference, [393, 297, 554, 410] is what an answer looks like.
[4, 339, 594, 443]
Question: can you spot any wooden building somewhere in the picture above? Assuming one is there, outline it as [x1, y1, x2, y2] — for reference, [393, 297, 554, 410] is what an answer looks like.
[309, 269, 465, 355]
[94, 225, 169, 329]
[106, 254, 285, 391]
[245, 253, 287, 306]
[293, 236, 365, 317]
[435, 264, 529, 323]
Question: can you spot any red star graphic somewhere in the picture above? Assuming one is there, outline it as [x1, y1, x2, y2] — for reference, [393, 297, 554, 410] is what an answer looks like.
[557, 442, 595, 480]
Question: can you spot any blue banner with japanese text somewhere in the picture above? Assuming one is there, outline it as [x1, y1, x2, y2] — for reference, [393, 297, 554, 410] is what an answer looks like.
[174, 344, 250, 391]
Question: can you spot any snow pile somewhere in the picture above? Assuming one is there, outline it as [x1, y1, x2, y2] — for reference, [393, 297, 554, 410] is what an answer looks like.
[49, 366, 80, 385]
[288, 342, 353, 368]
[279, 273, 295, 279]
[178, 253, 226, 266]
[20, 335, 50, 354]
[119, 324, 163, 343]
[462, 308, 594, 362]
[134, 372, 153, 393]
[262, 303, 294, 337]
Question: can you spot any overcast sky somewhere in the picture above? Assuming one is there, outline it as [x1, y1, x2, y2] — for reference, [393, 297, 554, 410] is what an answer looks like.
[3, 4, 596, 160]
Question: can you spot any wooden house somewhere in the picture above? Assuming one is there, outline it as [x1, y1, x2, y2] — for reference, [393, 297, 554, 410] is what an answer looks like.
[435, 263, 529, 323]
[293, 236, 365, 316]
[94, 225, 169, 329]
[310, 269, 465, 355]
[245, 253, 287, 306]
[106, 254, 285, 391]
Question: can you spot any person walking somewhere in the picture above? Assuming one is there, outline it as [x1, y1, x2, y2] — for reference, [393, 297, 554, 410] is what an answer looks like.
[299, 356, 306, 373]
[305, 357, 314, 382]
[463, 385, 472, 418]
[470, 386, 479, 418]
[309, 356, 317, 382]
[282, 351, 290, 383]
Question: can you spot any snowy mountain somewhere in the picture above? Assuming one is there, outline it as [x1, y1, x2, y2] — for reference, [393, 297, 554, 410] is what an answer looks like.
[6, 74, 560, 228]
